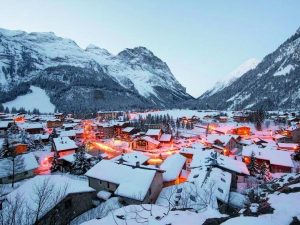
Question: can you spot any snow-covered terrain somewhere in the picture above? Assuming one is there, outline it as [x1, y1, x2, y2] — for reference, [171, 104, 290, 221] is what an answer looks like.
[3, 86, 55, 113]
[201, 58, 260, 98]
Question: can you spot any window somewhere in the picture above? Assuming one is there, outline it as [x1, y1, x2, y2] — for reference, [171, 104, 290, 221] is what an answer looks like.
[64, 199, 72, 209]
[99, 180, 102, 185]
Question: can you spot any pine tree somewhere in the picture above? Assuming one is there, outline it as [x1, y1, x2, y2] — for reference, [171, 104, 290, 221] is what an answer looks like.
[50, 153, 60, 172]
[71, 146, 91, 175]
[248, 152, 259, 176]
[260, 161, 272, 182]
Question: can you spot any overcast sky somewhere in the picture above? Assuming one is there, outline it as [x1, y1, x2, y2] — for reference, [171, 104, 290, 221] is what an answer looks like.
[0, 0, 299, 97]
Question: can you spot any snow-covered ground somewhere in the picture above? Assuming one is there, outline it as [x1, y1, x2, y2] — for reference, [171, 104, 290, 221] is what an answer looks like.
[3, 86, 55, 113]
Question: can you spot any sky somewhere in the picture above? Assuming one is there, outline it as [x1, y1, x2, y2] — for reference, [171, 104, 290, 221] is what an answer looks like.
[0, 0, 299, 97]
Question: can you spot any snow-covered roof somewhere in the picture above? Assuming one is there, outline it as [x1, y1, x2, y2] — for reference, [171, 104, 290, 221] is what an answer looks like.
[188, 166, 232, 203]
[141, 136, 160, 145]
[85, 160, 157, 201]
[18, 122, 44, 130]
[59, 129, 76, 137]
[0, 152, 39, 178]
[0, 121, 9, 129]
[6, 175, 94, 223]
[59, 152, 93, 163]
[111, 152, 150, 165]
[190, 150, 249, 175]
[277, 143, 299, 149]
[242, 145, 294, 168]
[145, 129, 161, 136]
[53, 137, 78, 151]
[273, 134, 286, 139]
[160, 154, 186, 182]
[122, 127, 135, 133]
[159, 134, 172, 142]
[205, 134, 238, 145]
[32, 133, 50, 140]
[97, 190, 112, 200]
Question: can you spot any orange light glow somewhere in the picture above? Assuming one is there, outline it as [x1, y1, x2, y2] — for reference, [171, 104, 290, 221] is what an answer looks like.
[147, 158, 163, 165]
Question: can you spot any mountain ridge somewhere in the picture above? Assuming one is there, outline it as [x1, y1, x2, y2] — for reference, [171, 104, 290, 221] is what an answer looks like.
[0, 28, 193, 113]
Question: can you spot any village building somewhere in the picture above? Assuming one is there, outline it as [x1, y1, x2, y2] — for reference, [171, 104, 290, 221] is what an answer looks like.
[190, 150, 249, 189]
[242, 145, 294, 173]
[277, 143, 300, 151]
[47, 119, 63, 128]
[60, 130, 76, 140]
[159, 153, 187, 187]
[111, 152, 150, 166]
[54, 112, 64, 120]
[159, 133, 173, 146]
[203, 134, 242, 155]
[0, 152, 39, 184]
[85, 160, 164, 204]
[0, 121, 10, 137]
[19, 123, 44, 134]
[120, 127, 139, 141]
[53, 137, 78, 157]
[58, 152, 93, 172]
[32, 133, 50, 144]
[97, 111, 124, 121]
[131, 136, 160, 151]
[145, 129, 163, 140]
[5, 175, 95, 225]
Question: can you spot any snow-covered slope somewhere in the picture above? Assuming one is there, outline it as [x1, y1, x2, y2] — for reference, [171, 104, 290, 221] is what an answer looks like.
[0, 28, 192, 112]
[195, 26, 300, 110]
[201, 58, 260, 98]
[3, 86, 55, 113]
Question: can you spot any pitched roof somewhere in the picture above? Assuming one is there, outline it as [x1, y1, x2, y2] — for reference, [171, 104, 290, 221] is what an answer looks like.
[53, 137, 78, 151]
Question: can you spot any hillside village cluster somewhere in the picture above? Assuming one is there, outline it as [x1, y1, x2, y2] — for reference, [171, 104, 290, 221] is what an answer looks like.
[0, 109, 300, 225]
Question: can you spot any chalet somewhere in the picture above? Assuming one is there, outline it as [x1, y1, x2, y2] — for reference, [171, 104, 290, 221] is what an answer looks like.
[32, 133, 50, 144]
[5, 175, 95, 225]
[96, 124, 115, 139]
[85, 160, 163, 204]
[160, 154, 187, 187]
[159, 133, 173, 146]
[145, 129, 163, 140]
[190, 150, 249, 188]
[62, 123, 77, 131]
[272, 133, 290, 143]
[97, 111, 123, 121]
[203, 134, 241, 155]
[218, 116, 228, 123]
[231, 126, 251, 136]
[58, 153, 93, 172]
[53, 137, 78, 157]
[75, 129, 84, 139]
[21, 123, 44, 134]
[0, 121, 10, 137]
[242, 145, 294, 173]
[47, 119, 63, 128]
[121, 127, 139, 140]
[131, 136, 160, 151]
[0, 152, 39, 184]
[291, 127, 300, 143]
[54, 112, 64, 120]
[233, 112, 250, 122]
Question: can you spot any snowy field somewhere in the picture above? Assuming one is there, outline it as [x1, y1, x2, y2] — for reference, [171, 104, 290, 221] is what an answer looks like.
[129, 109, 231, 120]
[3, 86, 55, 113]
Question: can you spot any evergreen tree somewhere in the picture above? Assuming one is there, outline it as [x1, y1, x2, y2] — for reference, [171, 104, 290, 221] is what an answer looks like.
[248, 152, 259, 176]
[71, 146, 91, 175]
[0, 104, 4, 112]
[50, 153, 60, 172]
[260, 161, 272, 182]
[4, 107, 10, 113]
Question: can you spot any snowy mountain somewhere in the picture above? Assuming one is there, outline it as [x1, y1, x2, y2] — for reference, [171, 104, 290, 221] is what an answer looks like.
[0, 28, 192, 113]
[201, 58, 260, 98]
[195, 26, 300, 110]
